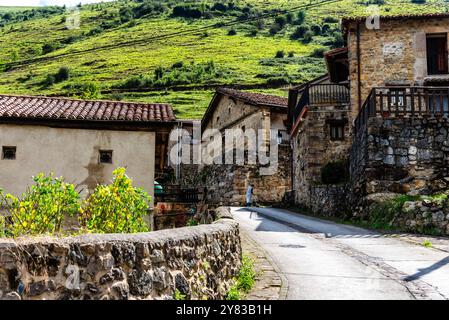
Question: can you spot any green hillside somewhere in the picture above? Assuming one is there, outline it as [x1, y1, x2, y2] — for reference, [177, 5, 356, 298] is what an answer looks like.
[0, 0, 446, 119]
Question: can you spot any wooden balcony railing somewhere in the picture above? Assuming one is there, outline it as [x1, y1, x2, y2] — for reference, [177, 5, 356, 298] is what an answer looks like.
[354, 86, 449, 135]
[293, 83, 350, 124]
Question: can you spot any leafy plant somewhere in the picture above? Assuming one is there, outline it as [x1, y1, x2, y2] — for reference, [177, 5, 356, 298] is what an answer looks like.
[236, 255, 256, 292]
[79, 167, 151, 234]
[174, 289, 187, 300]
[226, 285, 241, 300]
[0, 173, 80, 237]
[186, 218, 198, 226]
[0, 214, 6, 238]
[226, 254, 256, 300]
[422, 240, 433, 248]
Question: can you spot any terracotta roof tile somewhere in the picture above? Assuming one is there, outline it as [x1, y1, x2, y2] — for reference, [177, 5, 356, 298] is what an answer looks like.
[0, 94, 176, 122]
[216, 88, 288, 108]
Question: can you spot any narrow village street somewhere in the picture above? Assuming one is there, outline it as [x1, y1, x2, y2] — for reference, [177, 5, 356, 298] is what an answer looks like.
[232, 207, 449, 300]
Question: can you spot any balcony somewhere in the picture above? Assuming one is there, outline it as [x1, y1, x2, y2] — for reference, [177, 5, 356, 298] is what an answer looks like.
[292, 83, 350, 125]
[354, 86, 449, 134]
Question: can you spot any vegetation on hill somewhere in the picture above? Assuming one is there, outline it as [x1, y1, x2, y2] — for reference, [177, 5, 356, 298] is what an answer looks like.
[0, 0, 445, 118]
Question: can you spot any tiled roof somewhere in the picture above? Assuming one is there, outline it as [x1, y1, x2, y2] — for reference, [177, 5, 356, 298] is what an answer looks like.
[216, 88, 288, 108]
[342, 12, 449, 26]
[0, 94, 176, 122]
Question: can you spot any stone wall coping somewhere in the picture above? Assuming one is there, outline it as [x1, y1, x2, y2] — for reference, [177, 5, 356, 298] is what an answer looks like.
[0, 218, 238, 248]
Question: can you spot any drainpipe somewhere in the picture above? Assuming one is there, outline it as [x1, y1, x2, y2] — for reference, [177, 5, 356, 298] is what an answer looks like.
[357, 22, 362, 111]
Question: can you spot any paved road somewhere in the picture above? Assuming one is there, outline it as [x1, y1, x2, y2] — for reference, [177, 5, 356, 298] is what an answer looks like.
[232, 207, 449, 300]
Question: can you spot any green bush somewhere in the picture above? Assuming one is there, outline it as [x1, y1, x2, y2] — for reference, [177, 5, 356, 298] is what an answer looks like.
[296, 10, 306, 25]
[0, 173, 80, 237]
[321, 161, 349, 185]
[66, 82, 101, 99]
[55, 66, 70, 82]
[274, 16, 287, 28]
[275, 50, 285, 58]
[42, 42, 59, 55]
[291, 25, 309, 40]
[228, 28, 237, 36]
[79, 167, 151, 234]
[311, 47, 328, 58]
[302, 30, 314, 43]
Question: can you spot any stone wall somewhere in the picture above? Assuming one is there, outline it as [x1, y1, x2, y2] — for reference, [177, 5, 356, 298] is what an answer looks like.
[292, 105, 351, 206]
[350, 116, 449, 199]
[181, 146, 292, 206]
[0, 212, 241, 300]
[398, 197, 449, 236]
[347, 17, 449, 119]
[306, 184, 350, 216]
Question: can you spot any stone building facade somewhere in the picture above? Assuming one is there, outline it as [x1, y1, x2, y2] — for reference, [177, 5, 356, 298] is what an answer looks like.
[288, 75, 351, 213]
[191, 88, 292, 206]
[345, 14, 449, 119]
[345, 14, 449, 203]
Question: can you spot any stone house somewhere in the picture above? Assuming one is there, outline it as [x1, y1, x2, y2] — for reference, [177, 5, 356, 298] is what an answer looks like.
[0, 94, 176, 199]
[289, 13, 449, 215]
[194, 88, 292, 206]
[343, 14, 449, 201]
[288, 72, 351, 213]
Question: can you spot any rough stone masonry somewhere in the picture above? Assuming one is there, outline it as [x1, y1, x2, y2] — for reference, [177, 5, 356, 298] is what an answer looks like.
[0, 212, 241, 300]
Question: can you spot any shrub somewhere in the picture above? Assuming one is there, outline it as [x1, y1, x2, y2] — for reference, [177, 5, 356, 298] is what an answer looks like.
[311, 47, 327, 58]
[302, 30, 314, 43]
[228, 28, 237, 36]
[296, 10, 306, 25]
[211, 3, 227, 11]
[291, 25, 309, 40]
[42, 42, 59, 55]
[275, 50, 285, 58]
[311, 24, 321, 35]
[55, 66, 70, 82]
[323, 16, 338, 23]
[42, 74, 56, 87]
[172, 5, 202, 19]
[79, 167, 151, 234]
[0, 173, 80, 237]
[274, 15, 287, 28]
[269, 23, 281, 35]
[321, 161, 349, 184]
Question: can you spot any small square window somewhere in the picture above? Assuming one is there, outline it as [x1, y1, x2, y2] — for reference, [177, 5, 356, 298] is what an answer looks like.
[99, 150, 113, 164]
[330, 124, 345, 141]
[2, 146, 16, 160]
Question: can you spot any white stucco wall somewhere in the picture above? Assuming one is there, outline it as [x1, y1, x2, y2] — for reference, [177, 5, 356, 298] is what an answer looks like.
[0, 124, 155, 198]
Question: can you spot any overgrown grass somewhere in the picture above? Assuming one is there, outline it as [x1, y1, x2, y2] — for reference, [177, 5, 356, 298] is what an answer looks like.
[226, 254, 257, 300]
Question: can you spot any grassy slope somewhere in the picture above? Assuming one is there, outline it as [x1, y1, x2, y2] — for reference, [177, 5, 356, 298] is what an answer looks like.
[0, 1, 445, 119]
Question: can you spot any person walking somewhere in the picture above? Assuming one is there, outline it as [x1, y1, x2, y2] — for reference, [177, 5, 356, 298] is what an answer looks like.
[246, 184, 254, 207]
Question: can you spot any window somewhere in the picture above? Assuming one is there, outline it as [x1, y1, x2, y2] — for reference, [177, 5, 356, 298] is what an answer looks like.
[329, 123, 345, 141]
[99, 150, 113, 164]
[426, 33, 448, 75]
[2, 146, 16, 160]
